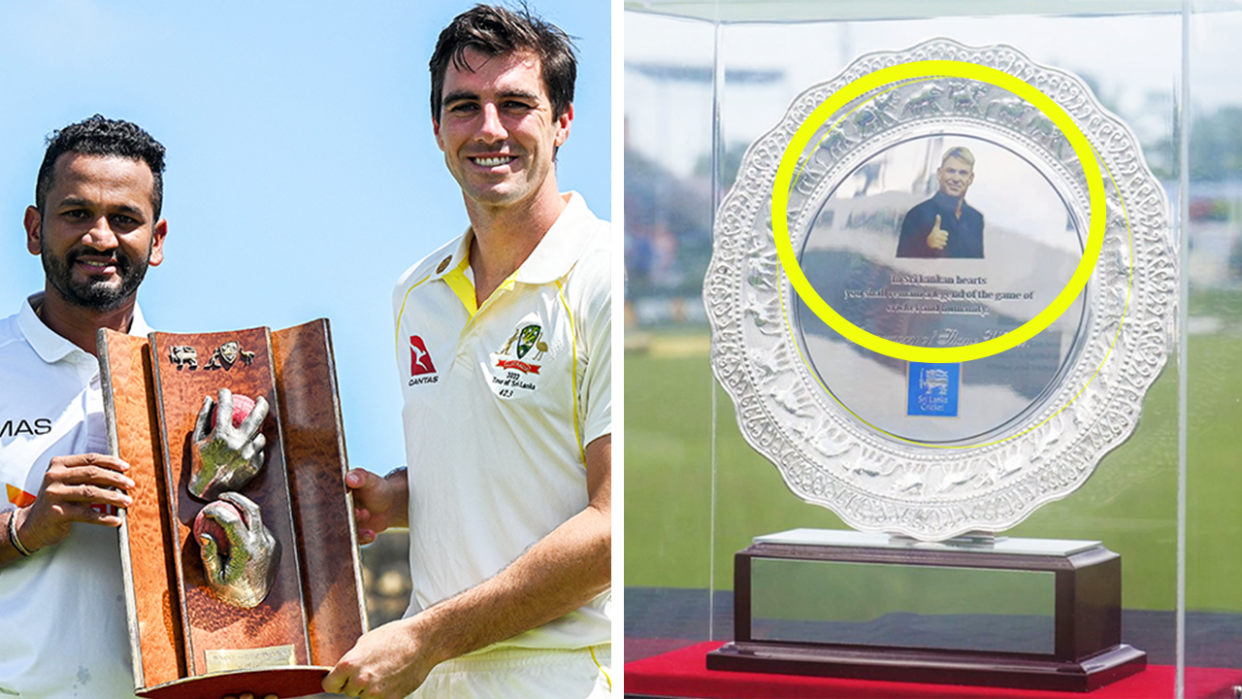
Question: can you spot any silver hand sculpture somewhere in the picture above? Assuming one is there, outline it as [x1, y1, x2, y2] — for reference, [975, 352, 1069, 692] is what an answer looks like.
[190, 388, 269, 500]
[194, 491, 281, 609]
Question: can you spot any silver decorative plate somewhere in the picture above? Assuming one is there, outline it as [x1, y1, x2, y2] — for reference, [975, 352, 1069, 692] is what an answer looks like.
[705, 39, 1176, 541]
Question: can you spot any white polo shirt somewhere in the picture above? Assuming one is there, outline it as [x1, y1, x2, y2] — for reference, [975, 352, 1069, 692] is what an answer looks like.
[393, 193, 611, 652]
[0, 293, 147, 699]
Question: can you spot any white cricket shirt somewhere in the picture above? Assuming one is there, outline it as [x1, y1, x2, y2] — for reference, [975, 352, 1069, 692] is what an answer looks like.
[0, 293, 147, 698]
[393, 193, 611, 651]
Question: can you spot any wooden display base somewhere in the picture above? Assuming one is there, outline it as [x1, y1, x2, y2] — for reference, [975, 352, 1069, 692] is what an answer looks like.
[135, 666, 330, 699]
[706, 530, 1147, 693]
[709, 640, 1147, 692]
[99, 320, 367, 699]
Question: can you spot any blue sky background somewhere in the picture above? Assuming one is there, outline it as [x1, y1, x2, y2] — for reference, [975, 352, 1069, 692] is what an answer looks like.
[0, 0, 610, 474]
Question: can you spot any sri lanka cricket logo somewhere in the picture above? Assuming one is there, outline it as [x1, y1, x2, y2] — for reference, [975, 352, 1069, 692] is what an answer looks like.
[497, 324, 544, 374]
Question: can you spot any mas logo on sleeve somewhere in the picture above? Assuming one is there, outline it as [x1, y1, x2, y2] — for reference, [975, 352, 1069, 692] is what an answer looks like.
[488, 323, 547, 400]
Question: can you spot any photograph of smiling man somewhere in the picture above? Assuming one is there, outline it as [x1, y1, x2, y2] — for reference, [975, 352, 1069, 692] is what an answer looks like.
[896, 146, 985, 259]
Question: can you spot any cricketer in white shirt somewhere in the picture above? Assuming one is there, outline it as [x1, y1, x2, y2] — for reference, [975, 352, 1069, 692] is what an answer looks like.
[0, 293, 147, 698]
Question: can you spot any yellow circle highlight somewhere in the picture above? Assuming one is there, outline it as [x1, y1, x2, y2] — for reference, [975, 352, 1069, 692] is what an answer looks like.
[772, 60, 1106, 363]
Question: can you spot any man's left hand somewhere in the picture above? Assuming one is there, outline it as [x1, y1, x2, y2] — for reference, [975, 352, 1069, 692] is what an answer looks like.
[322, 617, 440, 699]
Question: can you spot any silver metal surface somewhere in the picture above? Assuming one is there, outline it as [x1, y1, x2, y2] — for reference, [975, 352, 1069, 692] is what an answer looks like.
[705, 39, 1175, 540]
[189, 388, 270, 500]
[753, 529, 1101, 556]
[194, 491, 281, 609]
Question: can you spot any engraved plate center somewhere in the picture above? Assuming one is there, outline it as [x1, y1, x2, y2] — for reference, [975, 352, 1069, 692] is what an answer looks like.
[204, 645, 297, 673]
[793, 131, 1088, 444]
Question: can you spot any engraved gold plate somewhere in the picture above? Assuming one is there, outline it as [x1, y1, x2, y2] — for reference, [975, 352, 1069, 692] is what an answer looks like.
[204, 645, 297, 673]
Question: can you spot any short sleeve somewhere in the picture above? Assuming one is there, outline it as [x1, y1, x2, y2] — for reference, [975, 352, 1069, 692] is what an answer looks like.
[577, 229, 612, 446]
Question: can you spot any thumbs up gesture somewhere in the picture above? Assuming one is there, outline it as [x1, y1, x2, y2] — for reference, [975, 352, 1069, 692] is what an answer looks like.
[927, 214, 949, 250]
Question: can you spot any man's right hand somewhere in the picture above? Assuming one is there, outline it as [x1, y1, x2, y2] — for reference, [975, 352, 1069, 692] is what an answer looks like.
[346, 468, 408, 545]
[14, 453, 134, 553]
[927, 214, 949, 250]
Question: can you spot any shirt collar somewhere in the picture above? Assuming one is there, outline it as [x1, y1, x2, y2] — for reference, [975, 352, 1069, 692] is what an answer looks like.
[933, 190, 967, 211]
[430, 232, 474, 282]
[514, 192, 595, 284]
[429, 192, 597, 284]
[17, 291, 151, 365]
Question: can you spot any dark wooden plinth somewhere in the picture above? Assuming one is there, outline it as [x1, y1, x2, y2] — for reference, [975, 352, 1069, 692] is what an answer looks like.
[710, 531, 1147, 693]
[708, 641, 1146, 692]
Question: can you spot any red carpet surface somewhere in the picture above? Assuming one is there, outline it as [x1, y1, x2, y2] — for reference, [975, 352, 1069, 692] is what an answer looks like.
[624, 641, 1242, 698]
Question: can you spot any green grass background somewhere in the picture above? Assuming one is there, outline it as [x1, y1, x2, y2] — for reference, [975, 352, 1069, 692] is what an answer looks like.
[624, 321, 1242, 614]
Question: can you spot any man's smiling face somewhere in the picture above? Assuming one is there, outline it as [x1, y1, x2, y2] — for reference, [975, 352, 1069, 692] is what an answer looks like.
[937, 156, 975, 199]
[27, 153, 165, 311]
[434, 47, 572, 213]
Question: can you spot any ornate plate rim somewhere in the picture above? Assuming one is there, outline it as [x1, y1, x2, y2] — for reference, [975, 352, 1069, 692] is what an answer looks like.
[704, 38, 1177, 541]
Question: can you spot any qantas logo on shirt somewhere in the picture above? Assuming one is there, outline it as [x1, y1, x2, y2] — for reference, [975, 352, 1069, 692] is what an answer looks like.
[408, 335, 439, 386]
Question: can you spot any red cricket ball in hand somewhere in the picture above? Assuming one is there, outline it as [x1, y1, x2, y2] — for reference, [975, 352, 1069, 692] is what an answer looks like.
[212, 394, 256, 430]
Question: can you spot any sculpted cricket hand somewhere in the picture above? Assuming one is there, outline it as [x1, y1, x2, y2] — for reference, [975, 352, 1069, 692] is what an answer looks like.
[194, 492, 280, 609]
[927, 214, 949, 250]
[190, 388, 269, 500]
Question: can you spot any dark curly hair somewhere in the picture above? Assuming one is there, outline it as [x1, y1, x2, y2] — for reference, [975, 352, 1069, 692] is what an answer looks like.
[36, 115, 167, 219]
[429, 4, 577, 123]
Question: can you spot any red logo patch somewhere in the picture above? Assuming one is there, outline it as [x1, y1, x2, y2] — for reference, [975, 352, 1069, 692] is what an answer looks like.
[410, 336, 437, 376]
[496, 359, 541, 374]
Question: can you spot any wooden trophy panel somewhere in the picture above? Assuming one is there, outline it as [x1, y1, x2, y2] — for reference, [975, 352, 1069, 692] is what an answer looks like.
[99, 330, 185, 688]
[103, 321, 366, 695]
[271, 319, 368, 665]
[149, 328, 310, 675]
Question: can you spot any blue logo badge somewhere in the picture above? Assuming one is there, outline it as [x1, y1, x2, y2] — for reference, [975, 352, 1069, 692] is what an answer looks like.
[907, 362, 960, 417]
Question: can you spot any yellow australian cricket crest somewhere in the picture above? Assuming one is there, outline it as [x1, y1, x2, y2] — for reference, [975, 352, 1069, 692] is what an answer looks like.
[516, 325, 542, 360]
[489, 320, 552, 400]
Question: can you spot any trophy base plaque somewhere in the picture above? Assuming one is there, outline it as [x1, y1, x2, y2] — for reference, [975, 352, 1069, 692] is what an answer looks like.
[137, 667, 330, 699]
[706, 529, 1146, 692]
